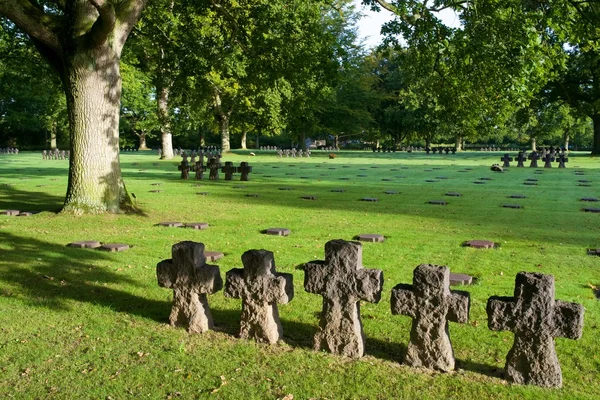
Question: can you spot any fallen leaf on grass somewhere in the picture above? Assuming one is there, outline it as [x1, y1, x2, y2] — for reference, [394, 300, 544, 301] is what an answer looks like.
[210, 376, 227, 394]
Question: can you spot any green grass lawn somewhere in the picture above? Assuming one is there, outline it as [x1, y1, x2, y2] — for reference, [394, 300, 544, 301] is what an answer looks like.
[1, 150, 599, 399]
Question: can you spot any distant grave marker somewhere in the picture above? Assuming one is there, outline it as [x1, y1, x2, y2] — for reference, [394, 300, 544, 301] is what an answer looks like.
[445, 192, 462, 197]
[356, 234, 385, 243]
[0, 210, 20, 216]
[185, 222, 209, 230]
[67, 241, 101, 249]
[265, 228, 291, 236]
[428, 200, 448, 205]
[449, 273, 473, 286]
[99, 243, 130, 252]
[361, 198, 378, 202]
[158, 222, 184, 227]
[464, 240, 495, 249]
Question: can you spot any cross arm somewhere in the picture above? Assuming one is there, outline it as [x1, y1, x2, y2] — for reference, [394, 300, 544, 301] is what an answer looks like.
[224, 268, 245, 299]
[195, 263, 223, 295]
[267, 272, 294, 304]
[0, 0, 61, 53]
[354, 268, 384, 303]
[391, 284, 416, 318]
[447, 290, 470, 324]
[156, 259, 175, 288]
[553, 300, 584, 340]
[486, 296, 516, 332]
[304, 261, 327, 295]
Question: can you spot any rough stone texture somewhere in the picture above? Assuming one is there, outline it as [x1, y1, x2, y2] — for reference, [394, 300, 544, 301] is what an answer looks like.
[449, 273, 473, 286]
[391, 264, 470, 371]
[158, 222, 184, 227]
[185, 222, 209, 230]
[224, 250, 293, 343]
[487, 272, 584, 388]
[266, 228, 291, 236]
[99, 243, 129, 252]
[68, 240, 102, 249]
[356, 234, 385, 243]
[1, 210, 20, 216]
[304, 239, 383, 357]
[464, 240, 495, 249]
[157, 241, 223, 333]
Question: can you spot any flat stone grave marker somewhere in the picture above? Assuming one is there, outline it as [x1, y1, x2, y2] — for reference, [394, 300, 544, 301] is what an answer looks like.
[357, 174, 368, 177]
[151, 183, 162, 186]
[583, 207, 600, 213]
[263, 175, 272, 178]
[371, 166, 379, 169]
[356, 233, 385, 243]
[339, 177, 349, 180]
[464, 240, 495, 249]
[534, 171, 543, 175]
[99, 243, 130, 252]
[328, 168, 336, 170]
[246, 193, 259, 197]
[301, 195, 317, 200]
[449, 273, 473, 286]
[300, 176, 310, 179]
[428, 200, 448, 205]
[523, 182, 537, 186]
[503, 204, 523, 209]
[361, 197, 378, 202]
[279, 187, 293, 191]
[436, 176, 448, 179]
[265, 228, 291, 236]
[68, 240, 102, 249]
[586, 248, 600, 256]
[304, 239, 383, 357]
[205, 251, 224, 262]
[390, 168, 399, 171]
[391, 264, 469, 371]
[487, 272, 584, 388]
[196, 192, 209, 196]
[1, 210, 20, 216]
[458, 170, 469, 172]
[510, 195, 527, 199]
[286, 173, 295, 176]
[224, 249, 293, 344]
[158, 222, 184, 227]
[525, 178, 538, 182]
[149, 190, 162, 193]
[424, 169, 433, 172]
[425, 179, 439, 183]
[479, 177, 492, 181]
[385, 190, 399, 194]
[446, 192, 462, 197]
[36, 185, 48, 187]
[157, 241, 223, 333]
[473, 181, 486, 184]
[359, 168, 367, 170]
[17, 212, 36, 217]
[331, 189, 345, 192]
[581, 197, 599, 202]
[464, 168, 473, 170]
[185, 222, 209, 230]
[432, 167, 442, 170]
[382, 178, 392, 181]
[578, 179, 591, 183]
[578, 183, 591, 187]
[232, 185, 244, 189]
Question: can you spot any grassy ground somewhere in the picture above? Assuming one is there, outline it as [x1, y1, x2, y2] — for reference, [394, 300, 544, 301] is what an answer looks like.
[0, 150, 599, 399]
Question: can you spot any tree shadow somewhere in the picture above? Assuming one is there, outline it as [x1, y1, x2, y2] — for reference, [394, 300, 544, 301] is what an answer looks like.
[0, 184, 63, 212]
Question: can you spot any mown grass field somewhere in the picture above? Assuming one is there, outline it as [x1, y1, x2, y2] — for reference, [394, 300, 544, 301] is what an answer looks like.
[0, 150, 599, 399]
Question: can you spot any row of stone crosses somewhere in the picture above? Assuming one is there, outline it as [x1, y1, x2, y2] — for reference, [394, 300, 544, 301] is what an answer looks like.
[425, 147, 457, 154]
[41, 149, 69, 160]
[0, 147, 19, 154]
[178, 152, 252, 181]
[276, 148, 311, 158]
[373, 146, 424, 153]
[500, 148, 569, 168]
[157, 239, 584, 389]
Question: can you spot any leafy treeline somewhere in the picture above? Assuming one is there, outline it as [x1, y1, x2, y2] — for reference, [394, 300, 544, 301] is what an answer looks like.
[0, 0, 597, 213]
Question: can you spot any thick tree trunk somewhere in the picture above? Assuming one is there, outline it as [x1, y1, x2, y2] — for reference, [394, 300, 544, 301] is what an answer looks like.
[256, 135, 259, 149]
[240, 131, 247, 149]
[199, 126, 205, 147]
[50, 121, 57, 150]
[158, 85, 174, 159]
[531, 137, 537, 152]
[333, 134, 338, 149]
[63, 48, 132, 214]
[220, 115, 230, 151]
[593, 114, 600, 155]
[455, 136, 462, 151]
[564, 132, 570, 152]
[137, 131, 149, 150]
[425, 138, 431, 149]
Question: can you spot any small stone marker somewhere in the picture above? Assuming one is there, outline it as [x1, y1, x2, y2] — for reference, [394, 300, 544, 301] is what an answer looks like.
[449, 273, 473, 286]
[356, 234, 385, 243]
[510, 195, 527, 199]
[586, 248, 600, 256]
[99, 243, 129, 252]
[339, 177, 349, 180]
[149, 189, 162, 193]
[385, 190, 399, 195]
[246, 193, 259, 197]
[580, 197, 599, 202]
[445, 192, 462, 197]
[68, 240, 102, 249]
[487, 272, 584, 388]
[583, 207, 600, 213]
[304, 239, 383, 357]
[158, 222, 184, 228]
[428, 200, 447, 205]
[279, 187, 293, 191]
[479, 177, 492, 181]
[391, 264, 470, 371]
[464, 240, 495, 249]
[425, 179, 439, 183]
[523, 182, 537, 186]
[361, 197, 378, 202]
[473, 181, 486, 185]
[525, 178, 538, 182]
[224, 249, 293, 343]
[331, 189, 345, 192]
[1, 210, 20, 216]
[265, 228, 291, 236]
[204, 251, 224, 262]
[157, 241, 223, 333]
[185, 222, 209, 230]
[301, 195, 317, 200]
[17, 212, 35, 217]
[503, 204, 523, 209]
[196, 192, 209, 196]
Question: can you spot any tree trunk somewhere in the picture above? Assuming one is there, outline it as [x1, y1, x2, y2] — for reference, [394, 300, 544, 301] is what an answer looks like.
[593, 114, 600, 155]
[425, 138, 431, 149]
[220, 115, 230, 151]
[199, 126, 205, 147]
[138, 131, 149, 150]
[333, 134, 338, 149]
[240, 131, 247, 149]
[564, 132, 570, 152]
[256, 135, 259, 148]
[455, 136, 462, 151]
[158, 85, 174, 159]
[531, 137, 537, 152]
[62, 48, 132, 214]
[50, 120, 57, 149]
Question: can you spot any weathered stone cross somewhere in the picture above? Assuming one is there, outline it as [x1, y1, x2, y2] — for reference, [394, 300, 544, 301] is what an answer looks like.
[516, 151, 526, 167]
[207, 157, 220, 180]
[487, 272, 584, 388]
[178, 153, 190, 179]
[221, 161, 237, 180]
[239, 162, 252, 181]
[193, 158, 206, 180]
[543, 154, 555, 168]
[500, 154, 513, 168]
[304, 239, 383, 357]
[157, 241, 223, 333]
[224, 249, 294, 343]
[391, 264, 470, 371]
[528, 151, 540, 168]
[557, 152, 568, 168]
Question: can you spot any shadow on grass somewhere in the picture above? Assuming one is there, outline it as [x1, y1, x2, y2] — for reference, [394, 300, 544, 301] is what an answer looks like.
[0, 184, 63, 212]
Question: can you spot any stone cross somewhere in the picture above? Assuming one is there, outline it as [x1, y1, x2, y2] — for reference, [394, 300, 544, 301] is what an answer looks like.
[557, 153, 568, 168]
[516, 151, 526, 167]
[207, 157, 220, 180]
[500, 154, 513, 168]
[239, 162, 252, 181]
[157, 241, 223, 333]
[221, 161, 237, 180]
[528, 152, 540, 168]
[304, 239, 383, 357]
[543, 154, 555, 168]
[391, 264, 470, 371]
[224, 249, 294, 343]
[487, 272, 584, 388]
[193, 159, 206, 180]
[178, 154, 190, 179]
[42, 150, 47, 160]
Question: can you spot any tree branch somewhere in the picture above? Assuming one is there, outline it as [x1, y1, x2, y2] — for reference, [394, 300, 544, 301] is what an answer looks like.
[85, 0, 116, 49]
[113, 0, 147, 52]
[371, 0, 399, 14]
[0, 0, 61, 53]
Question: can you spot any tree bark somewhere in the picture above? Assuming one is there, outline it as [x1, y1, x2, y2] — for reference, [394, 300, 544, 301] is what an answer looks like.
[564, 132, 570, 152]
[531, 137, 537, 151]
[455, 136, 462, 151]
[219, 114, 230, 151]
[593, 114, 600, 155]
[158, 84, 174, 159]
[240, 131, 247, 149]
[137, 131, 149, 150]
[50, 120, 57, 149]
[63, 46, 132, 214]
